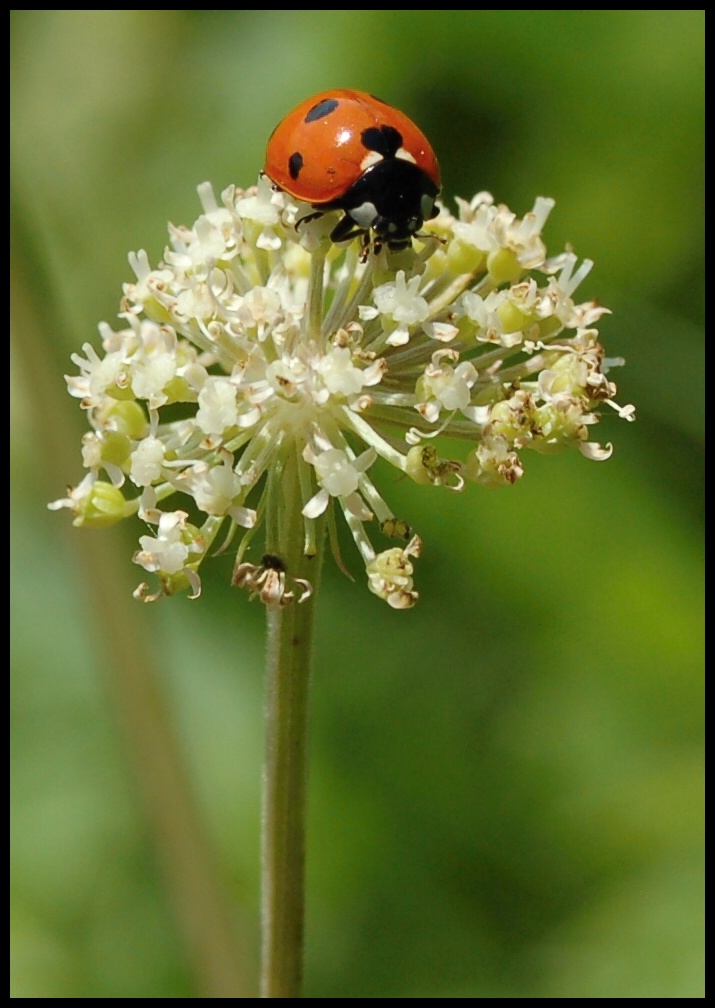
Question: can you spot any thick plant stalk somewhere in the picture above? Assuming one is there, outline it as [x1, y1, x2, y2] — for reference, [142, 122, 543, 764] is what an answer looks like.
[260, 452, 323, 998]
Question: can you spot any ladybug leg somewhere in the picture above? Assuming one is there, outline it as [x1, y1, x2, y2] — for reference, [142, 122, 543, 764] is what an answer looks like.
[416, 230, 446, 247]
[329, 213, 367, 245]
[359, 233, 374, 263]
[296, 210, 325, 229]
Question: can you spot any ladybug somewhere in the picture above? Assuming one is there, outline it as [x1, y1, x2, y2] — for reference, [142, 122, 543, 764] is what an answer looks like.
[264, 89, 441, 252]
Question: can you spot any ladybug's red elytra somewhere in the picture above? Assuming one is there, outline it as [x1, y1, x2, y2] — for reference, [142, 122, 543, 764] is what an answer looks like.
[263, 89, 441, 252]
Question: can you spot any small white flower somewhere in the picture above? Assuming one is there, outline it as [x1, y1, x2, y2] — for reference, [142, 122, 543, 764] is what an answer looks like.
[66, 343, 126, 404]
[452, 194, 501, 255]
[178, 460, 256, 526]
[366, 536, 422, 609]
[195, 377, 240, 436]
[135, 511, 193, 575]
[234, 174, 285, 250]
[369, 271, 430, 346]
[316, 347, 370, 397]
[130, 436, 166, 487]
[312, 447, 372, 498]
[132, 510, 205, 601]
[417, 350, 478, 421]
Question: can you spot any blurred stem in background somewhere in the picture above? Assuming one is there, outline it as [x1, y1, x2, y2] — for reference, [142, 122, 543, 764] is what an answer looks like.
[11, 202, 251, 998]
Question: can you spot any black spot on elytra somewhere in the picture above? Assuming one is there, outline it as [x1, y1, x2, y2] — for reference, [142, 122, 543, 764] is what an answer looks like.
[305, 97, 339, 122]
[288, 151, 304, 180]
[360, 125, 403, 159]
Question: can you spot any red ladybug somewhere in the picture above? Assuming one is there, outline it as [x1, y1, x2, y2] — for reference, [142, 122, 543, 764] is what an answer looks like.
[264, 89, 441, 251]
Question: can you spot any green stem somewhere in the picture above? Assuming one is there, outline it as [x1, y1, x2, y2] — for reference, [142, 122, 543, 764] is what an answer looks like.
[260, 450, 324, 998]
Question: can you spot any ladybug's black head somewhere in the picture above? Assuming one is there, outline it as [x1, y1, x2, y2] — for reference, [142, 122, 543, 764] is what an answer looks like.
[325, 158, 440, 251]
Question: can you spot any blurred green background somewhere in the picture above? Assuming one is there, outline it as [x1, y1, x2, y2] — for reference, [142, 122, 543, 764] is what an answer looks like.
[11, 10, 703, 998]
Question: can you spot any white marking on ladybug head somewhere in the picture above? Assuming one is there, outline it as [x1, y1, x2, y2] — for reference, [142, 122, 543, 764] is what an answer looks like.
[349, 201, 379, 229]
[421, 193, 436, 220]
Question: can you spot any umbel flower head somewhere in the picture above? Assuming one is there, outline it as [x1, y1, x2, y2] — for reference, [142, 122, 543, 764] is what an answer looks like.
[50, 177, 634, 608]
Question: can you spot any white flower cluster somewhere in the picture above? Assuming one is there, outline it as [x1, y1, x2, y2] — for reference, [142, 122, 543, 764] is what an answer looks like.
[50, 177, 633, 606]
